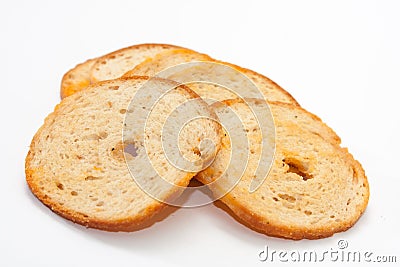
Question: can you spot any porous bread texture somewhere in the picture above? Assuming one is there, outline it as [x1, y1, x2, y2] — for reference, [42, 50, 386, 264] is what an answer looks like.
[215, 61, 299, 105]
[122, 50, 298, 105]
[196, 99, 369, 240]
[26, 77, 221, 231]
[122, 48, 214, 77]
[90, 44, 184, 83]
[60, 44, 183, 99]
[61, 44, 298, 107]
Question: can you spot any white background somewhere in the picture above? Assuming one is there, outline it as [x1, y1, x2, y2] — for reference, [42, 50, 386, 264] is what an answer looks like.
[1, 0, 399, 266]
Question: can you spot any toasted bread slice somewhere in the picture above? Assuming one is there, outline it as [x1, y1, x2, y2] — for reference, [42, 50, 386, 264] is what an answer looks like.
[60, 58, 97, 99]
[123, 50, 298, 105]
[60, 44, 183, 98]
[216, 61, 299, 105]
[26, 77, 221, 231]
[123, 48, 213, 77]
[89, 44, 186, 83]
[196, 99, 369, 239]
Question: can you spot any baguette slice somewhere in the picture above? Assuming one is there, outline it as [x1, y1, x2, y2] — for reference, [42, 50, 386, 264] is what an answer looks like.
[196, 99, 369, 239]
[26, 77, 221, 231]
[60, 44, 183, 99]
[123, 50, 299, 105]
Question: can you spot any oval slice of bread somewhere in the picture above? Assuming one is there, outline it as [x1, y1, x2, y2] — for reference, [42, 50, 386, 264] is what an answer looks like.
[89, 44, 186, 83]
[26, 77, 221, 231]
[60, 44, 184, 99]
[122, 50, 299, 105]
[196, 99, 369, 239]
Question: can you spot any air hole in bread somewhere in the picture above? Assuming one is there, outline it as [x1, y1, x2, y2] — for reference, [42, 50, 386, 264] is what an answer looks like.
[83, 132, 108, 141]
[108, 85, 120, 90]
[119, 109, 127, 114]
[304, 210, 312, 216]
[85, 176, 101, 181]
[96, 201, 104, 207]
[283, 158, 313, 181]
[307, 130, 323, 140]
[59, 153, 70, 159]
[71, 191, 78, 196]
[193, 147, 201, 156]
[111, 142, 124, 160]
[56, 182, 64, 190]
[278, 193, 296, 203]
[351, 166, 359, 184]
[272, 197, 279, 202]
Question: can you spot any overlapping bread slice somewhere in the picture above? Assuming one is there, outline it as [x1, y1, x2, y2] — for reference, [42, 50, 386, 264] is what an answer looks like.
[60, 44, 185, 98]
[61, 58, 98, 98]
[26, 77, 221, 231]
[196, 99, 369, 239]
[122, 49, 299, 105]
[123, 48, 213, 77]
[89, 44, 189, 83]
[61, 43, 298, 107]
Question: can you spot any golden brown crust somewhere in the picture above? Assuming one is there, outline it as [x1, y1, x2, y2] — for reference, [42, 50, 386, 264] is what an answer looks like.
[269, 101, 341, 144]
[27, 77, 213, 232]
[198, 99, 368, 240]
[213, 60, 300, 106]
[201, 150, 369, 240]
[219, 155, 369, 240]
[123, 54, 299, 107]
[28, 77, 166, 231]
[92, 43, 183, 68]
[26, 163, 192, 231]
[122, 48, 214, 78]
[60, 44, 184, 99]
[89, 43, 185, 83]
[60, 58, 97, 99]
[221, 98, 341, 145]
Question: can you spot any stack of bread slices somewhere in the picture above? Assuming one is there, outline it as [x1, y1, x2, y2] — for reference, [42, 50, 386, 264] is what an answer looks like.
[26, 44, 369, 239]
